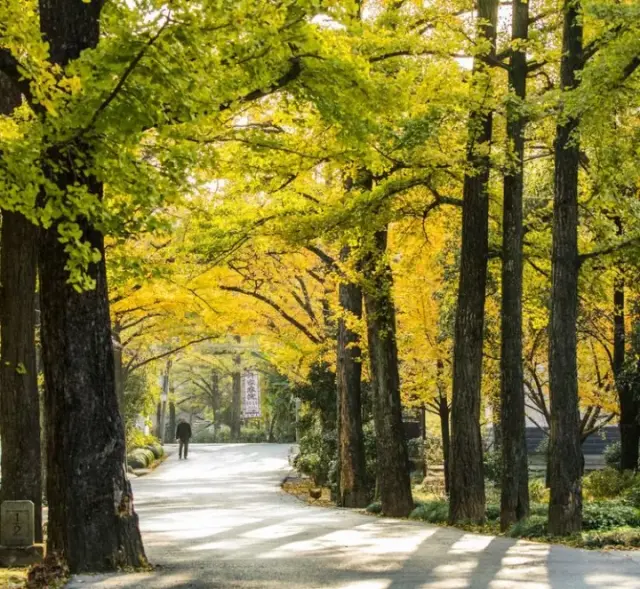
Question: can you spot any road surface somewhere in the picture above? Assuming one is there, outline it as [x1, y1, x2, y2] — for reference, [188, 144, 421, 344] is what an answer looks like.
[67, 444, 640, 588]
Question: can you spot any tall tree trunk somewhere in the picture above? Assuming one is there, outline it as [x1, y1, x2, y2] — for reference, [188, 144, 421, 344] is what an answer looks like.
[169, 402, 176, 441]
[548, 0, 584, 536]
[231, 337, 242, 441]
[0, 73, 43, 543]
[449, 0, 498, 525]
[614, 270, 639, 470]
[0, 210, 43, 543]
[499, 0, 530, 532]
[38, 0, 145, 571]
[336, 246, 368, 508]
[439, 395, 451, 495]
[211, 370, 220, 440]
[435, 359, 451, 494]
[363, 230, 413, 517]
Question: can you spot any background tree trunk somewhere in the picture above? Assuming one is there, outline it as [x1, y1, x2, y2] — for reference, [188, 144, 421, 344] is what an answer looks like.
[363, 230, 413, 517]
[499, 0, 530, 532]
[231, 338, 242, 441]
[614, 274, 639, 470]
[0, 209, 43, 543]
[449, 0, 498, 525]
[439, 394, 451, 495]
[210, 370, 220, 440]
[336, 246, 368, 507]
[169, 402, 176, 441]
[38, 0, 145, 571]
[548, 0, 584, 536]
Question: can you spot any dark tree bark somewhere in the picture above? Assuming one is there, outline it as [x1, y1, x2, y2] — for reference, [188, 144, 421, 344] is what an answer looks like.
[112, 329, 125, 421]
[499, 0, 530, 532]
[433, 359, 451, 495]
[614, 272, 639, 470]
[548, 0, 584, 536]
[439, 395, 451, 495]
[231, 338, 242, 441]
[169, 402, 176, 441]
[449, 0, 498, 525]
[336, 246, 368, 508]
[37, 0, 146, 571]
[363, 230, 413, 517]
[0, 208, 43, 543]
[0, 73, 42, 543]
[211, 370, 221, 440]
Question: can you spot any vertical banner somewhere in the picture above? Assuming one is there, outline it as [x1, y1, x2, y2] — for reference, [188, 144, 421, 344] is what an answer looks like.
[242, 370, 261, 418]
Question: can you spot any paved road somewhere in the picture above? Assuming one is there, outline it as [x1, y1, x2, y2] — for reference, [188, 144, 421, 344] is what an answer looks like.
[68, 444, 640, 589]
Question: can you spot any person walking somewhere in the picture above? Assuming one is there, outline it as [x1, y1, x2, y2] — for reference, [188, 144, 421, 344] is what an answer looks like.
[176, 419, 192, 460]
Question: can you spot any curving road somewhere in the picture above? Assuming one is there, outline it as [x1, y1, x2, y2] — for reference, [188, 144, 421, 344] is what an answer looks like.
[67, 444, 640, 589]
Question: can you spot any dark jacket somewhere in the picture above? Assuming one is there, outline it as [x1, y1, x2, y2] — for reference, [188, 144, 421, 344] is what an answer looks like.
[176, 422, 192, 441]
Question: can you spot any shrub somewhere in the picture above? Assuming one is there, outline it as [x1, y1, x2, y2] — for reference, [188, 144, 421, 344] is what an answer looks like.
[604, 441, 622, 469]
[582, 501, 640, 530]
[485, 503, 500, 521]
[506, 516, 547, 539]
[366, 502, 382, 514]
[425, 433, 444, 465]
[529, 478, 549, 504]
[192, 426, 216, 443]
[623, 478, 640, 508]
[192, 424, 268, 443]
[483, 450, 502, 484]
[409, 500, 449, 524]
[127, 448, 155, 469]
[145, 444, 165, 459]
[581, 527, 640, 549]
[240, 427, 268, 443]
[485, 502, 546, 522]
[535, 436, 549, 455]
[529, 503, 548, 517]
[127, 430, 160, 450]
[363, 421, 377, 488]
[294, 424, 336, 486]
[583, 468, 635, 501]
[406, 438, 424, 460]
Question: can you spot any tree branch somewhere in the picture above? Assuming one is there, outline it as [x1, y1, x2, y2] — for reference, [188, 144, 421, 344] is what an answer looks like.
[219, 285, 322, 344]
[129, 335, 219, 372]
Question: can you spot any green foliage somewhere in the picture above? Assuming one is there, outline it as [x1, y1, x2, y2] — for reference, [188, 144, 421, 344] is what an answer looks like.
[409, 500, 449, 524]
[192, 425, 268, 443]
[126, 430, 160, 451]
[529, 478, 549, 504]
[580, 527, 640, 549]
[535, 436, 549, 455]
[127, 448, 155, 470]
[603, 442, 622, 469]
[406, 437, 424, 460]
[623, 478, 640, 508]
[483, 450, 502, 484]
[123, 370, 154, 435]
[582, 501, 640, 531]
[294, 422, 336, 486]
[362, 421, 378, 491]
[145, 444, 165, 460]
[366, 502, 382, 514]
[506, 516, 548, 539]
[485, 503, 500, 521]
[583, 467, 636, 501]
[292, 362, 337, 429]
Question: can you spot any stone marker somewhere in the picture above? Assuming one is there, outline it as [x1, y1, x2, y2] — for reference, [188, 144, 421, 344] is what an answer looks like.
[0, 500, 43, 567]
[1, 500, 35, 547]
